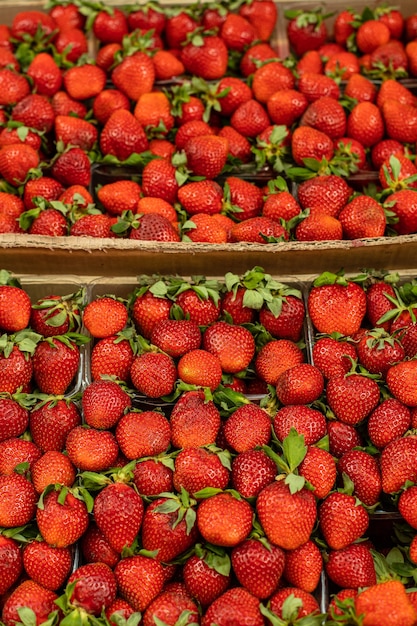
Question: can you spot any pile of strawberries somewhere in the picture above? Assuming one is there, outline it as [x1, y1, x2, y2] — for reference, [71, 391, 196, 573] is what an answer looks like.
[2, 266, 417, 623]
[0, 0, 417, 243]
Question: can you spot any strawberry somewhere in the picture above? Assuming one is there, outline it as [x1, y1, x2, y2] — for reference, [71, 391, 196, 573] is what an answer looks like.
[324, 51, 360, 79]
[188, 213, 229, 243]
[181, 33, 228, 80]
[80, 522, 119, 569]
[273, 405, 327, 445]
[0, 535, 22, 595]
[319, 491, 369, 550]
[298, 446, 337, 500]
[398, 485, 417, 529]
[132, 288, 172, 339]
[26, 52, 62, 97]
[327, 420, 363, 458]
[63, 64, 107, 101]
[178, 349, 222, 391]
[175, 120, 214, 151]
[115, 410, 171, 460]
[202, 587, 263, 626]
[347, 101, 385, 148]
[337, 449, 382, 506]
[298, 72, 340, 102]
[0, 279, 31, 333]
[29, 398, 82, 452]
[224, 403, 271, 453]
[267, 89, 308, 126]
[252, 61, 295, 104]
[381, 436, 417, 493]
[184, 134, 229, 179]
[326, 372, 380, 425]
[141, 158, 179, 204]
[326, 542, 376, 589]
[93, 7, 128, 43]
[312, 337, 357, 380]
[115, 554, 165, 612]
[284, 540, 323, 593]
[224, 177, 264, 222]
[300, 96, 347, 139]
[0, 68, 30, 107]
[173, 446, 229, 495]
[32, 335, 83, 395]
[93, 89, 130, 125]
[232, 538, 285, 599]
[65, 425, 119, 472]
[382, 100, 417, 144]
[0, 437, 41, 475]
[230, 99, 271, 138]
[298, 175, 352, 217]
[30, 290, 83, 337]
[1, 580, 58, 626]
[83, 297, 128, 339]
[22, 540, 72, 591]
[276, 363, 324, 405]
[344, 72, 377, 102]
[368, 398, 411, 449]
[0, 471, 37, 527]
[31, 450, 76, 494]
[66, 562, 117, 616]
[36, 485, 90, 548]
[356, 329, 405, 375]
[308, 273, 367, 336]
[142, 494, 199, 561]
[143, 585, 199, 626]
[134, 91, 174, 135]
[82, 380, 131, 430]
[183, 546, 231, 608]
[221, 13, 257, 51]
[197, 491, 253, 547]
[0, 396, 29, 442]
[386, 360, 417, 406]
[0, 143, 39, 186]
[216, 77, 252, 117]
[356, 19, 390, 54]
[339, 195, 386, 239]
[100, 109, 149, 161]
[372, 139, 405, 170]
[286, 8, 329, 57]
[354, 580, 417, 625]
[165, 10, 200, 49]
[137, 197, 178, 224]
[232, 449, 277, 499]
[51, 91, 88, 119]
[240, 42, 278, 77]
[297, 49, 323, 75]
[385, 189, 417, 235]
[49, 3, 86, 30]
[291, 126, 334, 165]
[257, 480, 317, 550]
[255, 339, 304, 386]
[111, 51, 155, 101]
[23, 177, 64, 211]
[170, 390, 221, 449]
[231, 217, 288, 243]
[51, 147, 91, 188]
[54, 116, 98, 152]
[269, 587, 321, 620]
[133, 458, 174, 497]
[11, 10, 56, 39]
[152, 49, 185, 81]
[239, 0, 278, 41]
[150, 318, 201, 358]
[175, 282, 221, 325]
[130, 351, 177, 398]
[54, 28, 88, 63]
[91, 334, 135, 383]
[262, 186, 302, 223]
[94, 482, 144, 554]
[127, 213, 180, 242]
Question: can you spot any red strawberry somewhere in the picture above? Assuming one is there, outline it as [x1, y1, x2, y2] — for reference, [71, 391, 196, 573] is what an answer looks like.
[231, 217, 288, 243]
[0, 535, 23, 595]
[26, 52, 62, 96]
[267, 89, 309, 126]
[65, 425, 119, 472]
[232, 538, 285, 599]
[178, 349, 222, 391]
[114, 554, 165, 612]
[100, 109, 149, 161]
[255, 339, 304, 386]
[386, 360, 417, 406]
[298, 175, 352, 218]
[83, 297, 128, 338]
[141, 158, 179, 204]
[51, 91, 87, 118]
[11, 10, 56, 39]
[284, 540, 323, 593]
[170, 390, 221, 449]
[82, 380, 131, 430]
[130, 351, 177, 398]
[291, 126, 334, 165]
[381, 436, 417, 493]
[326, 373, 380, 425]
[269, 587, 320, 620]
[90, 334, 135, 383]
[327, 420, 363, 458]
[252, 61, 295, 104]
[66, 562, 117, 616]
[0, 68, 30, 106]
[175, 285, 221, 325]
[276, 363, 324, 405]
[131, 288, 172, 339]
[29, 398, 82, 452]
[347, 101, 385, 148]
[32, 335, 82, 395]
[151, 318, 201, 358]
[300, 96, 347, 139]
[51, 147, 91, 188]
[356, 329, 405, 375]
[31, 450, 76, 494]
[93, 7, 128, 43]
[23, 540, 72, 591]
[80, 522, 119, 569]
[143, 585, 199, 626]
[232, 449, 277, 499]
[63, 64, 107, 101]
[273, 405, 327, 445]
[1, 580, 58, 626]
[203, 321, 255, 374]
[221, 13, 257, 51]
[240, 42, 278, 77]
[184, 134, 229, 179]
[0, 474, 37, 528]
[36, 486, 90, 548]
[224, 403, 271, 453]
[54, 115, 97, 152]
[367, 398, 411, 449]
[93, 89, 130, 125]
[354, 580, 417, 625]
[111, 51, 155, 101]
[202, 587, 263, 626]
[183, 548, 231, 608]
[319, 491, 369, 550]
[181, 33, 228, 80]
[54, 28, 88, 63]
[286, 8, 328, 57]
[312, 336, 357, 379]
[0, 143, 39, 186]
[197, 492, 253, 547]
[133, 457, 174, 497]
[230, 99, 271, 138]
[298, 446, 337, 500]
[326, 543, 377, 588]
[356, 19, 390, 54]
[115, 410, 171, 460]
[386, 189, 417, 235]
[0, 438, 41, 475]
[239, 0, 278, 41]
[337, 449, 382, 506]
[173, 447, 229, 495]
[94, 482, 144, 554]
[257, 481, 317, 550]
